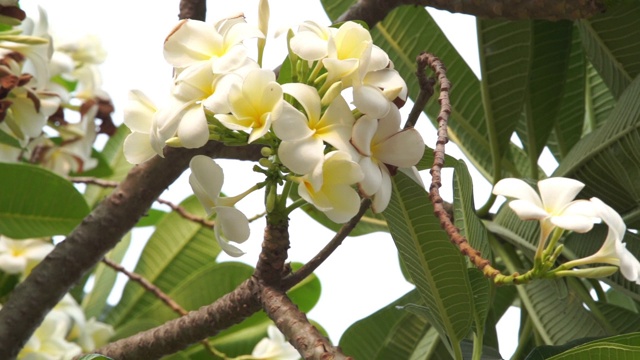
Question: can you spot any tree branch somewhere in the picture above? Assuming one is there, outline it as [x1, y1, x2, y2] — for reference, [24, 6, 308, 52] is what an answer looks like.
[179, 0, 206, 21]
[337, 0, 605, 28]
[0, 142, 262, 358]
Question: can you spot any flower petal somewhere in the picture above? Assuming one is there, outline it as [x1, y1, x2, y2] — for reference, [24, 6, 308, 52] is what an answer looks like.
[272, 103, 313, 141]
[123, 90, 156, 133]
[278, 137, 324, 175]
[508, 199, 549, 220]
[123, 132, 156, 165]
[282, 83, 321, 123]
[164, 19, 221, 67]
[178, 105, 209, 148]
[538, 177, 585, 214]
[372, 167, 393, 213]
[323, 184, 361, 223]
[493, 178, 543, 208]
[351, 116, 377, 156]
[353, 84, 389, 118]
[373, 128, 425, 167]
[189, 155, 223, 215]
[358, 156, 382, 196]
[215, 206, 250, 243]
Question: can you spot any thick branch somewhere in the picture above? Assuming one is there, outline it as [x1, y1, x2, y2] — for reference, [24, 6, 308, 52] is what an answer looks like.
[254, 220, 291, 286]
[338, 0, 605, 28]
[260, 286, 351, 360]
[95, 278, 261, 359]
[0, 142, 262, 358]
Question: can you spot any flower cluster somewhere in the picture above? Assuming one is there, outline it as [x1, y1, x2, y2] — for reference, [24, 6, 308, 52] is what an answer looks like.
[493, 177, 640, 284]
[0, 235, 114, 359]
[0, 7, 114, 176]
[124, 2, 425, 257]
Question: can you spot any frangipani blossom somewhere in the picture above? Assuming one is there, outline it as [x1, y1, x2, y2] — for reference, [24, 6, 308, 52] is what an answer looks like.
[0, 236, 53, 275]
[163, 17, 263, 82]
[251, 325, 300, 360]
[18, 309, 82, 360]
[189, 155, 250, 257]
[352, 67, 408, 118]
[216, 68, 283, 143]
[273, 83, 354, 175]
[492, 177, 599, 250]
[564, 197, 640, 284]
[296, 151, 364, 223]
[350, 105, 424, 212]
[289, 21, 333, 62]
[123, 90, 165, 164]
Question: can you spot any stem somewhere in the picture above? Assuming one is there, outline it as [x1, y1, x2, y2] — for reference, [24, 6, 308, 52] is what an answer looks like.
[284, 198, 307, 215]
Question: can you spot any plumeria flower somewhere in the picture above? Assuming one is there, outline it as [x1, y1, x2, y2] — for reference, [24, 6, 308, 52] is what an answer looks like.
[289, 20, 334, 62]
[562, 197, 640, 284]
[492, 177, 599, 252]
[163, 16, 263, 84]
[0, 236, 54, 275]
[296, 151, 364, 223]
[272, 83, 354, 175]
[216, 68, 283, 143]
[18, 309, 82, 360]
[251, 325, 300, 360]
[351, 105, 425, 212]
[352, 66, 408, 118]
[189, 155, 251, 257]
[123, 90, 165, 163]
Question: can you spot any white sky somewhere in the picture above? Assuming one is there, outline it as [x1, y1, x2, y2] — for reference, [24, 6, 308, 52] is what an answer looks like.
[24, 0, 520, 357]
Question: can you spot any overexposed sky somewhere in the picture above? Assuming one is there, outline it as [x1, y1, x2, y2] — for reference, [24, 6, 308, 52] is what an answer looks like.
[23, 0, 521, 357]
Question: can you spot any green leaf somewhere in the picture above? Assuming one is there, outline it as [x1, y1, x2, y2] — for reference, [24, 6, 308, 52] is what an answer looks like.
[415, 145, 458, 171]
[0, 127, 21, 149]
[453, 160, 492, 264]
[553, 75, 640, 228]
[468, 268, 491, 336]
[339, 289, 430, 359]
[477, 18, 532, 169]
[135, 209, 167, 227]
[526, 333, 640, 360]
[383, 171, 473, 354]
[577, 3, 640, 99]
[516, 20, 573, 172]
[82, 233, 132, 319]
[77, 355, 113, 360]
[0, 163, 89, 238]
[84, 125, 133, 207]
[106, 196, 221, 327]
[596, 302, 640, 333]
[290, 183, 388, 236]
[584, 62, 617, 134]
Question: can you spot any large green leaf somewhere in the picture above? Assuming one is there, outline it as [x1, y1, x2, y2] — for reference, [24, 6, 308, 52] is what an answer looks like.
[0, 162, 90, 238]
[383, 171, 473, 355]
[84, 125, 133, 207]
[106, 196, 221, 326]
[339, 289, 430, 359]
[577, 3, 640, 99]
[516, 21, 573, 174]
[584, 62, 617, 134]
[596, 302, 640, 334]
[82, 233, 132, 319]
[477, 18, 532, 170]
[526, 333, 640, 360]
[0, 127, 21, 149]
[553, 75, 640, 228]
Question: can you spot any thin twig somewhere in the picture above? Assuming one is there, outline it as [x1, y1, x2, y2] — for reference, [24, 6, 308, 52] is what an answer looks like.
[71, 177, 118, 188]
[421, 52, 501, 279]
[404, 65, 435, 129]
[102, 257, 188, 316]
[282, 198, 372, 288]
[156, 198, 215, 228]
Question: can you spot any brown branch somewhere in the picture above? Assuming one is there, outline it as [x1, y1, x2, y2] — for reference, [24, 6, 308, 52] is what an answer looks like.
[260, 285, 351, 360]
[254, 219, 292, 286]
[0, 142, 262, 358]
[71, 176, 118, 188]
[179, 0, 206, 21]
[95, 278, 261, 359]
[282, 199, 372, 288]
[102, 258, 187, 317]
[422, 52, 501, 279]
[156, 198, 215, 228]
[404, 62, 436, 129]
[337, 0, 605, 28]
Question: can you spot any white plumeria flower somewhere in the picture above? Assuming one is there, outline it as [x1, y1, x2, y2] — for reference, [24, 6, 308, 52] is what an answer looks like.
[0, 236, 54, 275]
[163, 16, 263, 83]
[18, 309, 82, 360]
[272, 83, 354, 175]
[123, 90, 165, 164]
[251, 325, 300, 360]
[351, 105, 425, 212]
[189, 155, 250, 257]
[296, 151, 364, 224]
[492, 177, 599, 250]
[216, 68, 283, 143]
[352, 67, 408, 118]
[77, 317, 114, 352]
[289, 21, 334, 62]
[563, 197, 640, 284]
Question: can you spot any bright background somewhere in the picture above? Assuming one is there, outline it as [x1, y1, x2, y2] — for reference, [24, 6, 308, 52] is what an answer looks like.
[23, 0, 536, 357]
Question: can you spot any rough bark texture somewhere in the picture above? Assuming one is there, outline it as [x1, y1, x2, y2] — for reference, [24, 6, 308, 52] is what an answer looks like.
[179, 0, 206, 20]
[338, 0, 605, 28]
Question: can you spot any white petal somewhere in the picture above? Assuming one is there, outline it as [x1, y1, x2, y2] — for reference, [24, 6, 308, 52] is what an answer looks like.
[323, 151, 364, 186]
[374, 128, 425, 167]
[358, 157, 382, 196]
[189, 155, 223, 214]
[178, 105, 209, 148]
[550, 215, 597, 233]
[215, 206, 250, 243]
[324, 185, 361, 223]
[279, 138, 324, 175]
[492, 178, 543, 208]
[373, 104, 402, 144]
[272, 102, 312, 141]
[372, 167, 393, 213]
[124, 90, 156, 133]
[282, 83, 321, 124]
[538, 177, 585, 214]
[164, 20, 221, 67]
[123, 132, 157, 164]
[368, 45, 390, 72]
[353, 84, 389, 118]
[351, 116, 377, 156]
[508, 199, 549, 220]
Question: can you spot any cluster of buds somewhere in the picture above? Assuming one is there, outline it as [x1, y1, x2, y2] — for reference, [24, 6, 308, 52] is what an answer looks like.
[493, 177, 640, 284]
[123, 1, 425, 256]
[0, 7, 114, 176]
